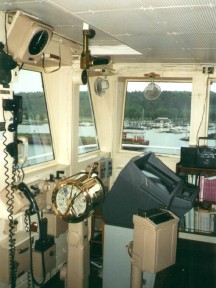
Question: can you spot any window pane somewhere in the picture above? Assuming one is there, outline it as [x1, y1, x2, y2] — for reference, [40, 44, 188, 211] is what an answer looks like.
[79, 85, 99, 154]
[123, 81, 192, 155]
[209, 83, 216, 146]
[13, 70, 54, 166]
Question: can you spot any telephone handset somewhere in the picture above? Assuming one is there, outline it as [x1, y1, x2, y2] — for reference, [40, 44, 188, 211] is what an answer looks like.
[6, 136, 28, 165]
[3, 95, 28, 165]
[0, 186, 29, 216]
[18, 181, 50, 286]
[17, 182, 39, 215]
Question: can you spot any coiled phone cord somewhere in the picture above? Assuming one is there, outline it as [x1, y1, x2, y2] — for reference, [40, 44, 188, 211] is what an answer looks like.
[26, 212, 46, 287]
[3, 112, 17, 288]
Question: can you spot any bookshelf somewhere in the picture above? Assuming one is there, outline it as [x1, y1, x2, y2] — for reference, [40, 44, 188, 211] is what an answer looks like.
[176, 163, 216, 238]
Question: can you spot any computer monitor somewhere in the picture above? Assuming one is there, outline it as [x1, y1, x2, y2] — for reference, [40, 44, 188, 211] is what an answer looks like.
[103, 152, 199, 228]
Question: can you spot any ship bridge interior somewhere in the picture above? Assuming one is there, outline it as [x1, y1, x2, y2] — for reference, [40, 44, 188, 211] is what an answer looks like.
[0, 1, 215, 288]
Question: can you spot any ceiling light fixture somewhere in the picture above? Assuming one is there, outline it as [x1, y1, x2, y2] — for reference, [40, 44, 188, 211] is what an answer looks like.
[144, 72, 161, 100]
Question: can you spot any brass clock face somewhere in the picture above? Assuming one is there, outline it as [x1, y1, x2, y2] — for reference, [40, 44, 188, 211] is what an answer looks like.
[55, 184, 87, 217]
[71, 186, 87, 217]
[55, 184, 72, 215]
[28, 30, 49, 55]
[52, 169, 105, 223]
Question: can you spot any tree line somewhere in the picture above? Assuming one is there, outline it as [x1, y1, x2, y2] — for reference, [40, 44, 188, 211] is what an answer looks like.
[125, 90, 216, 123]
[16, 90, 216, 124]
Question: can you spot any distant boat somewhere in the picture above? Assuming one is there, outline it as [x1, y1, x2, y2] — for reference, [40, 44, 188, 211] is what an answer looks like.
[79, 122, 93, 126]
[122, 131, 149, 150]
[123, 126, 145, 130]
[180, 135, 189, 141]
[166, 126, 184, 134]
[208, 133, 216, 139]
[180, 132, 189, 141]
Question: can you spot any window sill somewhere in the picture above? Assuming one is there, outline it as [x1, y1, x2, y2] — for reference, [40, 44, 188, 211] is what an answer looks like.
[23, 160, 70, 183]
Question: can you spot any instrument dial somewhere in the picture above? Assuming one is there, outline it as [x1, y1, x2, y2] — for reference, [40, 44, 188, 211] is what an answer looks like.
[56, 185, 72, 215]
[28, 30, 49, 55]
[52, 166, 105, 223]
[71, 186, 87, 217]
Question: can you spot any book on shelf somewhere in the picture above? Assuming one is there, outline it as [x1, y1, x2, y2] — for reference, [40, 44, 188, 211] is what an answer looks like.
[182, 205, 216, 234]
[198, 175, 216, 202]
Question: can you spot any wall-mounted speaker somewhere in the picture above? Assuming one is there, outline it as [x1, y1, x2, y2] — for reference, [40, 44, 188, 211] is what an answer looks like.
[6, 11, 53, 64]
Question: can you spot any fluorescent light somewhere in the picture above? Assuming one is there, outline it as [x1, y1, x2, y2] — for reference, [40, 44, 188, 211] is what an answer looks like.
[90, 45, 141, 55]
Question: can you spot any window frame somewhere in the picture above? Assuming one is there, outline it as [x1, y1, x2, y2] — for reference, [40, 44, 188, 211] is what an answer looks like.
[121, 78, 193, 156]
[14, 66, 59, 175]
[78, 83, 100, 156]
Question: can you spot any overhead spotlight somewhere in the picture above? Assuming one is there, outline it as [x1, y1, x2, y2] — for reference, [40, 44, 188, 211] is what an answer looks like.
[80, 25, 110, 84]
[94, 77, 109, 96]
[0, 42, 17, 87]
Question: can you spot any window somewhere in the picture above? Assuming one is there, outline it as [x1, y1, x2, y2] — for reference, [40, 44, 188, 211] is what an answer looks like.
[13, 69, 54, 167]
[78, 85, 99, 154]
[122, 81, 192, 155]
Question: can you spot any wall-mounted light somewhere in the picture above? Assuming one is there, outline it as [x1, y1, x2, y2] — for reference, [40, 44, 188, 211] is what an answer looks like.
[94, 77, 109, 96]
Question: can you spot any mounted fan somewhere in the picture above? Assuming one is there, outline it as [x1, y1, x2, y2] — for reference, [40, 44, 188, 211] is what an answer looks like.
[144, 72, 161, 100]
[94, 77, 109, 96]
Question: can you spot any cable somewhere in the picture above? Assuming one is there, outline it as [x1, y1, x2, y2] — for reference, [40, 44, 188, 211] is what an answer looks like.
[26, 212, 46, 287]
[4, 11, 9, 53]
[24, 213, 35, 288]
[126, 241, 134, 263]
[196, 75, 210, 145]
[3, 111, 17, 287]
[42, 47, 61, 74]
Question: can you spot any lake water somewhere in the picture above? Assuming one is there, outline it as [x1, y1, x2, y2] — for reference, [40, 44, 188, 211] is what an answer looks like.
[18, 124, 216, 165]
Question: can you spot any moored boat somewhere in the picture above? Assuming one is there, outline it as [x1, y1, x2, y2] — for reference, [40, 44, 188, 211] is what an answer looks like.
[122, 131, 149, 149]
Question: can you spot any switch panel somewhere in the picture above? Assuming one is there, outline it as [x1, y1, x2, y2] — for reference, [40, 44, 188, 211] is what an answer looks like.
[0, 122, 5, 131]
[0, 231, 31, 284]
[98, 158, 112, 179]
[44, 181, 56, 207]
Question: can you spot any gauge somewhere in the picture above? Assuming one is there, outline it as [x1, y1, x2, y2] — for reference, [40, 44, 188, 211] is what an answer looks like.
[52, 165, 105, 223]
[71, 186, 87, 217]
[55, 185, 72, 215]
[28, 30, 49, 55]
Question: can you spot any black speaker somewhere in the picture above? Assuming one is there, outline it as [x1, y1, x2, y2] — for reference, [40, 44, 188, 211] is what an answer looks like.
[180, 147, 197, 167]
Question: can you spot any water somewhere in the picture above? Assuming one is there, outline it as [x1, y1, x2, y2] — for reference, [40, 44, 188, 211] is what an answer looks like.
[18, 124, 216, 165]
[142, 128, 189, 155]
[122, 127, 189, 155]
[18, 123, 50, 134]
[18, 124, 54, 167]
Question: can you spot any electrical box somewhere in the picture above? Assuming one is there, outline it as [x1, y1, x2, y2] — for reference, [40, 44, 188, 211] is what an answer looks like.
[44, 181, 56, 206]
[32, 244, 56, 277]
[43, 211, 68, 237]
[0, 231, 32, 284]
[132, 209, 179, 273]
[97, 158, 112, 179]
[202, 66, 214, 74]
